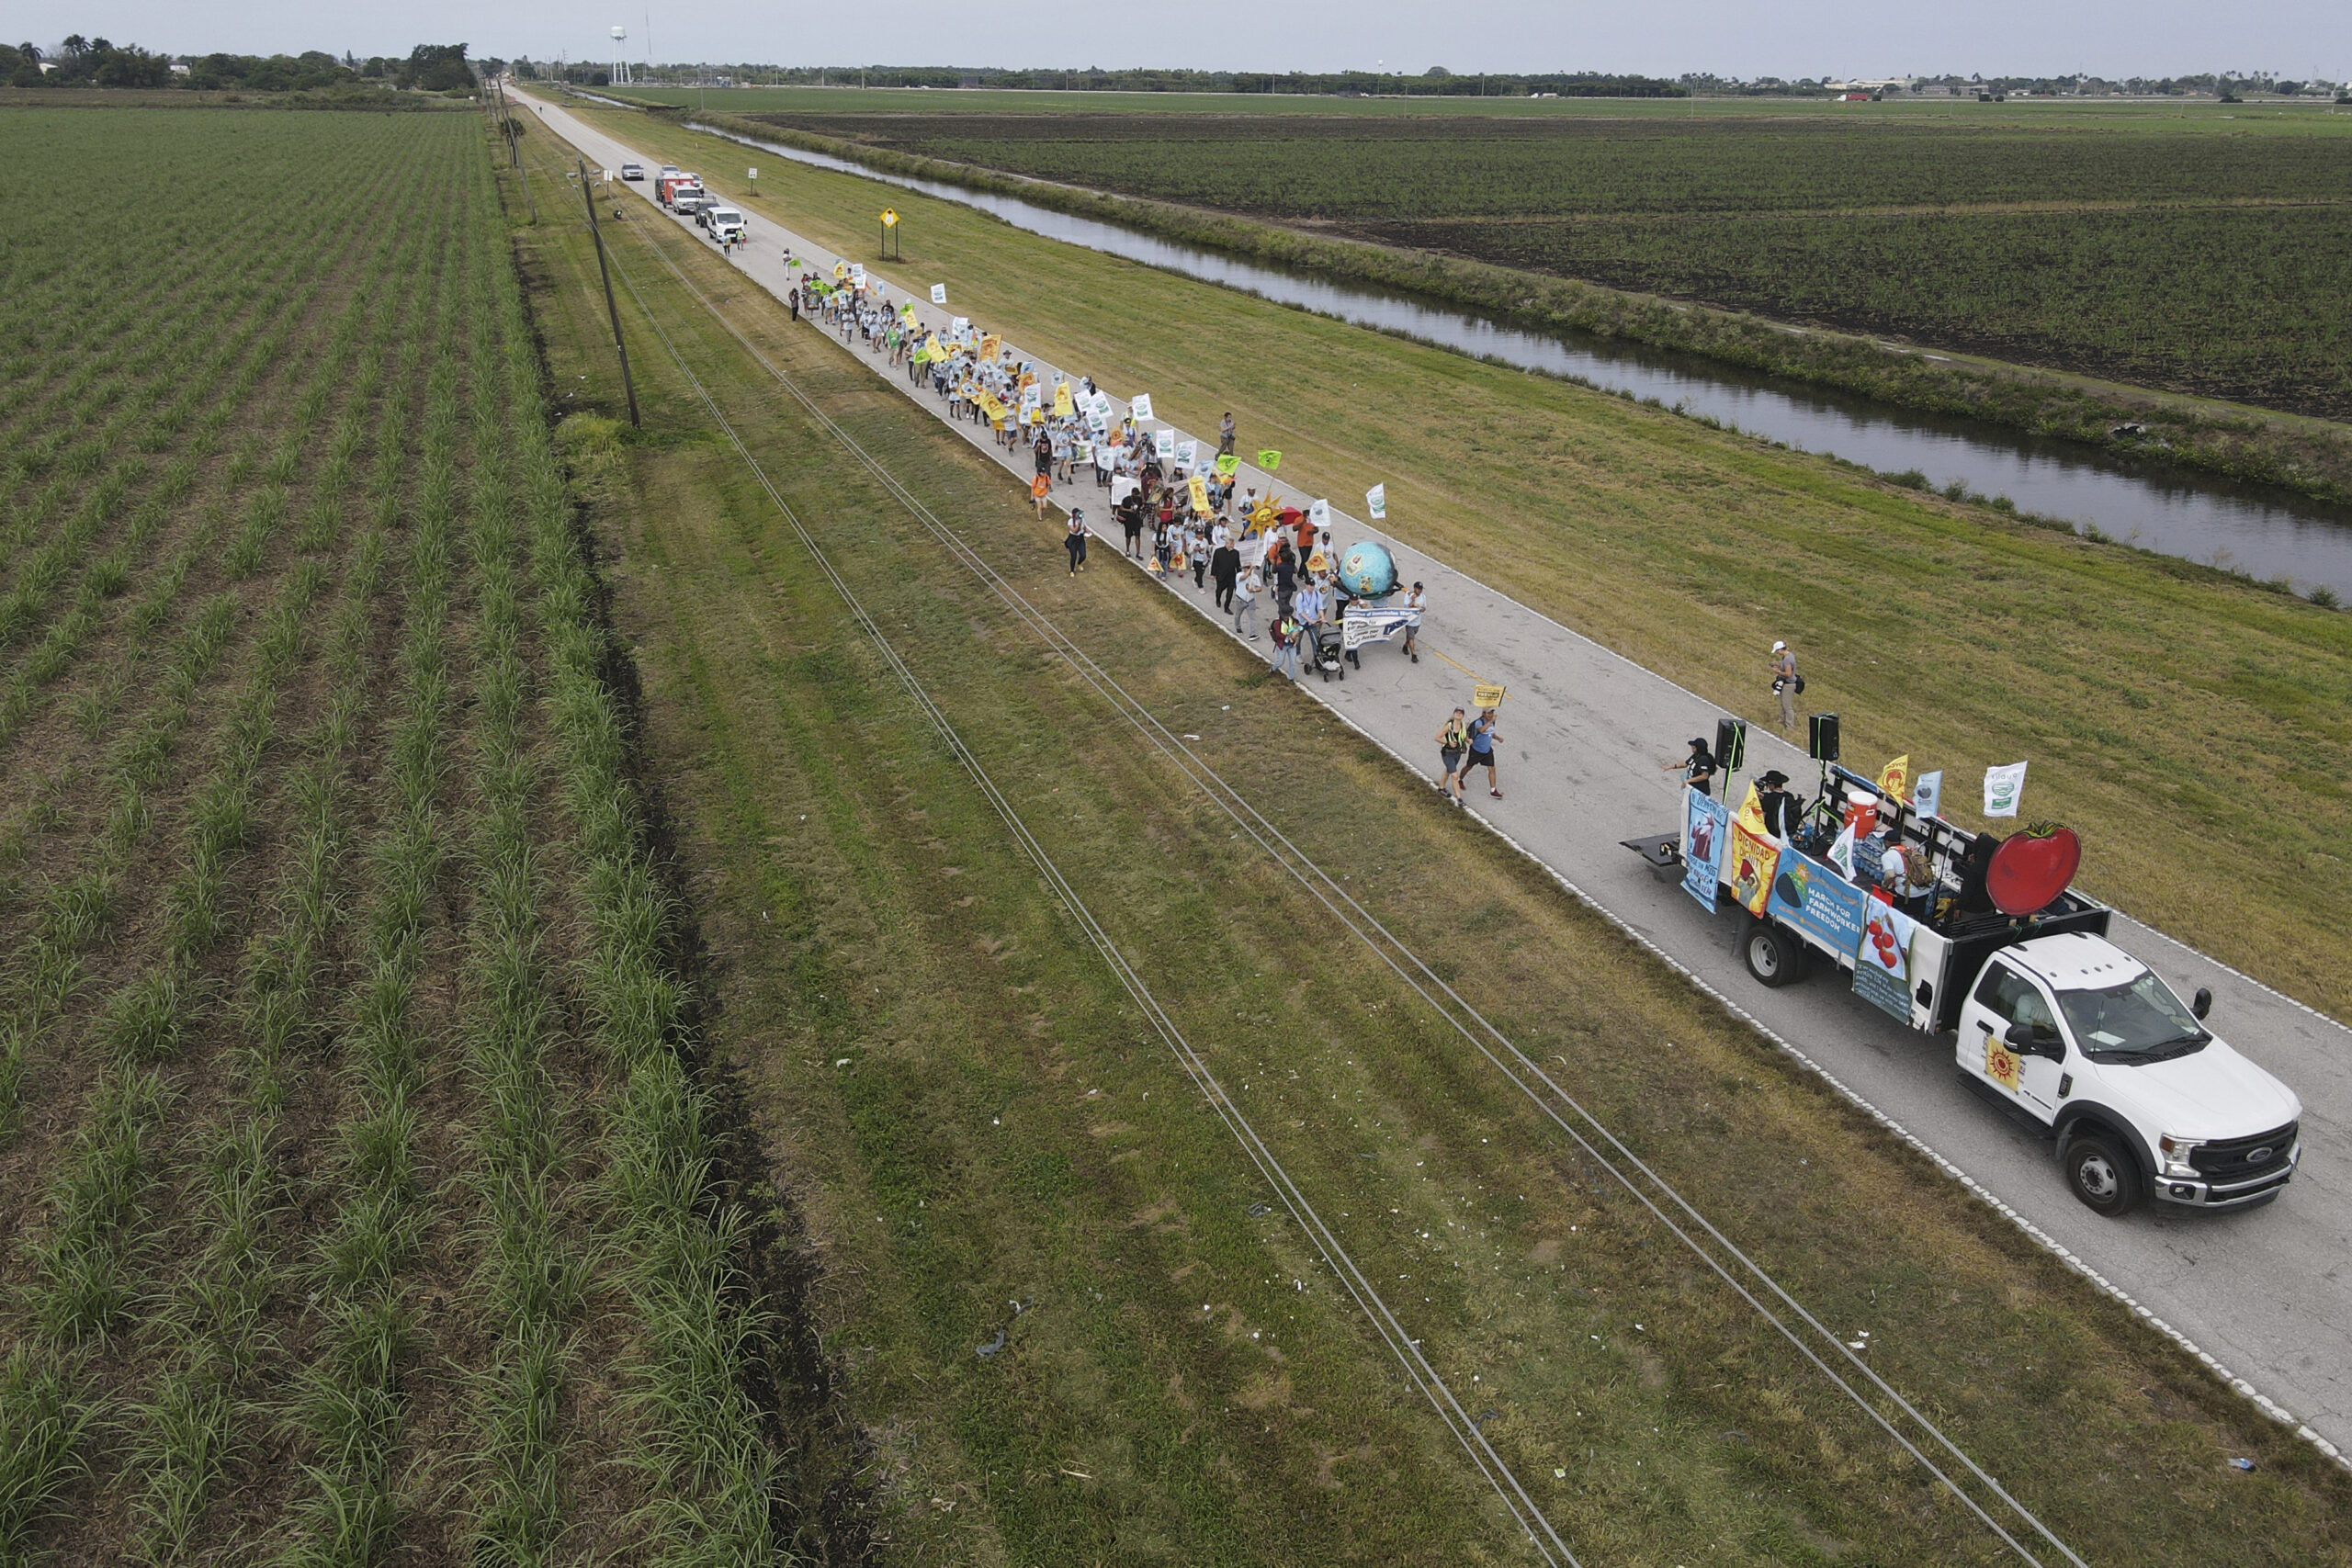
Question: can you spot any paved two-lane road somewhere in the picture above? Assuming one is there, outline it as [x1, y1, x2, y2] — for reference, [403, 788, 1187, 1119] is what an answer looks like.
[526, 93, 2350, 1460]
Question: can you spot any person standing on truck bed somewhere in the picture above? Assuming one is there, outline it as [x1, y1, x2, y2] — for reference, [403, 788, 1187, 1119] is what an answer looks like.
[1756, 769, 1801, 839]
[1770, 640, 1801, 731]
[1663, 738, 1716, 797]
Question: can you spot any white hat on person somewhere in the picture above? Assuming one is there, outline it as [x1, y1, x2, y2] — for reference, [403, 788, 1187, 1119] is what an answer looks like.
[1771, 639, 1787, 651]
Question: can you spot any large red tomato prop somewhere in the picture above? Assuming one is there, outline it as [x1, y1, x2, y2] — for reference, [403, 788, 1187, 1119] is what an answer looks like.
[1985, 825, 2082, 915]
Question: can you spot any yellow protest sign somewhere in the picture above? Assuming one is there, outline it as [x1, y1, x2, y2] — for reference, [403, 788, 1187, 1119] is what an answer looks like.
[1306, 548, 1329, 574]
[1188, 474, 1211, 513]
[832, 259, 848, 280]
[1054, 382, 1074, 417]
[1472, 682, 1508, 710]
[979, 392, 1009, 420]
[926, 335, 946, 361]
[1876, 754, 1913, 804]
[979, 334, 1001, 362]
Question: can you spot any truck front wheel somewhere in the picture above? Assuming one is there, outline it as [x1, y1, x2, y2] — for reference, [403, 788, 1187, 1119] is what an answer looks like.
[1742, 922, 1807, 988]
[2063, 1130, 2144, 1217]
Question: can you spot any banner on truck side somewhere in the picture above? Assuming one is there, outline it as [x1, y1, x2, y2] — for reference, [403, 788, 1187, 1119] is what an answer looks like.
[1765, 852, 1870, 960]
[1852, 900, 1917, 1021]
[1983, 761, 2028, 818]
[1682, 789, 1729, 914]
[1727, 818, 1780, 918]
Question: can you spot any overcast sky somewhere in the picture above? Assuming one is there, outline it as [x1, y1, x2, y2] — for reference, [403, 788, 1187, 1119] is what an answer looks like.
[16, 0, 2346, 82]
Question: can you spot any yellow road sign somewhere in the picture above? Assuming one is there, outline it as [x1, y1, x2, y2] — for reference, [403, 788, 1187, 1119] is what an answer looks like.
[881, 208, 899, 227]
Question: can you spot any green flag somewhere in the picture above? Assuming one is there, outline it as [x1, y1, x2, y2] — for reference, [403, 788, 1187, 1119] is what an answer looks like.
[1257, 449, 1283, 472]
[1214, 453, 1239, 478]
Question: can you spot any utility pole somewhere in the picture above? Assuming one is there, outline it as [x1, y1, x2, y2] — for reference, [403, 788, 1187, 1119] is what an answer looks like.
[510, 85, 537, 221]
[578, 159, 641, 429]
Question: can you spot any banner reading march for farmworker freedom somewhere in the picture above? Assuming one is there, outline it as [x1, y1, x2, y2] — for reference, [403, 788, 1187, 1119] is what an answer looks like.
[1853, 899, 1918, 1021]
[1682, 787, 1729, 914]
[1340, 603, 1419, 650]
[1765, 851, 1870, 959]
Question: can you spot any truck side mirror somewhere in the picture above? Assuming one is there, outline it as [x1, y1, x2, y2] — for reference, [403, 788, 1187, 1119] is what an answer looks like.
[2004, 1021, 2059, 1058]
[2191, 987, 2211, 1021]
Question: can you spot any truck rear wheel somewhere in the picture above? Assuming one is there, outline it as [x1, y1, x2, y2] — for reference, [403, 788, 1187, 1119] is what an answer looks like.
[2063, 1130, 2144, 1217]
[1742, 922, 1807, 988]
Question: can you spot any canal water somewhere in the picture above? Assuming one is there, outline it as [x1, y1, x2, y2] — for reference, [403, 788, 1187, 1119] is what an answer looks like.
[695, 122, 2352, 598]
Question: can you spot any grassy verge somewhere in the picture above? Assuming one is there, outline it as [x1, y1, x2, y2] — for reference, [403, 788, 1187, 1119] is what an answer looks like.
[677, 101, 2352, 508]
[512, 115, 2352, 1566]
[537, 94, 2352, 1026]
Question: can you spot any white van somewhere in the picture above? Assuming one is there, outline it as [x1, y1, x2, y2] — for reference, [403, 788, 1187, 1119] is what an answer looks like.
[703, 206, 745, 243]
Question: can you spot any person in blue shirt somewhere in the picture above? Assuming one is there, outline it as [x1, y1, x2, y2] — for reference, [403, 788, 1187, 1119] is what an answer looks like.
[1466, 707, 1501, 799]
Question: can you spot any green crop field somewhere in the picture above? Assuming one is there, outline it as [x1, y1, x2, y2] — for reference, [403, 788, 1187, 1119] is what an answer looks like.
[0, 106, 783, 1560]
[750, 107, 2352, 418]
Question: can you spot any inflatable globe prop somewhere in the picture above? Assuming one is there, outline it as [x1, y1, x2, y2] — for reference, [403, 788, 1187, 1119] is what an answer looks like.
[1335, 540, 1398, 600]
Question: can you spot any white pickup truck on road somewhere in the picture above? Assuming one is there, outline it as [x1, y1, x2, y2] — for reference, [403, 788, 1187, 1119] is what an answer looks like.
[1634, 762, 2302, 1216]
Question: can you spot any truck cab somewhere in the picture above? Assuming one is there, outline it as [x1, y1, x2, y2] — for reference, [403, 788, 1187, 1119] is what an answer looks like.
[1956, 931, 2301, 1214]
[673, 185, 707, 216]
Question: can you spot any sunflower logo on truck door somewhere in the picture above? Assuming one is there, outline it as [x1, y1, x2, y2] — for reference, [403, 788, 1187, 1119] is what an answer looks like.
[1984, 1033, 2023, 1091]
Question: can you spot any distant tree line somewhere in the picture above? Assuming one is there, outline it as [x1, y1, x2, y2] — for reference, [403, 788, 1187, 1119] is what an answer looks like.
[2, 38, 480, 94]
[600, 63, 1687, 96]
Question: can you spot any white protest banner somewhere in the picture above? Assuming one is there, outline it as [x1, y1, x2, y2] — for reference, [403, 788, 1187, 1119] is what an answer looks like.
[1130, 393, 1154, 423]
[1983, 761, 2028, 818]
[1110, 475, 1139, 505]
[1155, 429, 1176, 460]
[951, 316, 969, 335]
[1913, 770, 1944, 821]
[1023, 382, 1042, 409]
[1175, 438, 1197, 468]
[1308, 498, 1330, 530]
[931, 283, 948, 305]
[1341, 604, 1419, 650]
[1073, 441, 1093, 466]
[1365, 484, 1387, 521]
[850, 263, 866, 285]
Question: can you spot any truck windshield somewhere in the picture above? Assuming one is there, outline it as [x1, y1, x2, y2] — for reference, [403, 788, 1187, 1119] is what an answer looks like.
[713, 210, 741, 223]
[2057, 971, 2209, 1062]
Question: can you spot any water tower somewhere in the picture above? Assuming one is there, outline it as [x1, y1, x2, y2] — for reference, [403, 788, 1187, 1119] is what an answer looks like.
[609, 26, 631, 85]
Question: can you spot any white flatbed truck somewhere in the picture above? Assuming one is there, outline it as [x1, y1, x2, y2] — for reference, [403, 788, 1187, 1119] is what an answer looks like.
[1627, 764, 2301, 1215]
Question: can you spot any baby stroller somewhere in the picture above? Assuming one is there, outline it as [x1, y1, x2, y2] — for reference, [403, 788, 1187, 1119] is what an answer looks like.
[1310, 623, 1347, 682]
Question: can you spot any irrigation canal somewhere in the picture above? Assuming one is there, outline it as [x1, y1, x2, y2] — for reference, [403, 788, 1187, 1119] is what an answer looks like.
[693, 119, 2352, 599]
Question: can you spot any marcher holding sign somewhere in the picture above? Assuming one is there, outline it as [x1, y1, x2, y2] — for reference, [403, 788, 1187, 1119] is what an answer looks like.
[1464, 705, 1502, 798]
